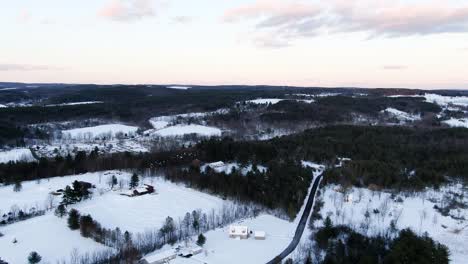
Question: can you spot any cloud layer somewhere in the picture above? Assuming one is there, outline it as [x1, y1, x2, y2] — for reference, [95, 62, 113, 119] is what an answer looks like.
[98, 0, 156, 21]
[224, 0, 468, 47]
[0, 64, 56, 71]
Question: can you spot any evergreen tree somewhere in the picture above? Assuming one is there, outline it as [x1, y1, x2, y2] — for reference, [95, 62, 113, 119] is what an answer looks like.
[67, 209, 80, 230]
[13, 180, 22, 192]
[110, 175, 118, 189]
[129, 173, 139, 189]
[54, 204, 67, 218]
[27, 251, 41, 264]
[196, 233, 206, 247]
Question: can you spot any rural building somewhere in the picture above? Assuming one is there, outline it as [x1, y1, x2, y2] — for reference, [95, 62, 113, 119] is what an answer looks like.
[206, 161, 226, 172]
[121, 184, 155, 197]
[229, 225, 249, 239]
[178, 246, 203, 257]
[254, 231, 266, 240]
[139, 250, 176, 264]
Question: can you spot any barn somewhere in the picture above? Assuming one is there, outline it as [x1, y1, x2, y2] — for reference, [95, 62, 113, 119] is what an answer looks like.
[139, 250, 176, 264]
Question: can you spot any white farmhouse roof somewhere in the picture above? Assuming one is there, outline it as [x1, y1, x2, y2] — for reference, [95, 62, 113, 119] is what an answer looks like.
[254, 231, 266, 238]
[229, 225, 248, 236]
[208, 161, 225, 168]
[143, 249, 176, 263]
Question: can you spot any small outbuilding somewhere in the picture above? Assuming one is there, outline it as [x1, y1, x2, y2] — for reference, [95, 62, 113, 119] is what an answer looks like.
[229, 225, 249, 239]
[254, 231, 266, 240]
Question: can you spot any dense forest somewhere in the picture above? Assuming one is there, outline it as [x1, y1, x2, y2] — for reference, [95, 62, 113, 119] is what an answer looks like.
[311, 217, 449, 264]
[197, 126, 468, 189]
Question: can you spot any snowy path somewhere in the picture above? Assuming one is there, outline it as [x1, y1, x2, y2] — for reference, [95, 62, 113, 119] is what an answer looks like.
[266, 173, 323, 264]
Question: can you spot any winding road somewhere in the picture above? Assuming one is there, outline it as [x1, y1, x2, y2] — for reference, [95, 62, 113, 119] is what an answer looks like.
[266, 173, 323, 264]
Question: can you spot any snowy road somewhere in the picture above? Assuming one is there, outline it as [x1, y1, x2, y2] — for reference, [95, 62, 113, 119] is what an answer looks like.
[266, 173, 323, 264]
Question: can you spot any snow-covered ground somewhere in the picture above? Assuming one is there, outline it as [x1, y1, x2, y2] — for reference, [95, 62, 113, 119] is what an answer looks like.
[201, 161, 267, 175]
[46, 101, 103, 107]
[167, 86, 191, 90]
[245, 98, 315, 105]
[246, 98, 284, 105]
[62, 124, 139, 140]
[152, 124, 222, 137]
[33, 139, 149, 158]
[187, 214, 295, 264]
[424, 94, 468, 107]
[0, 171, 131, 213]
[74, 176, 227, 233]
[318, 184, 468, 264]
[0, 148, 36, 164]
[0, 104, 6, 108]
[0, 214, 111, 264]
[148, 161, 325, 264]
[381, 108, 421, 122]
[443, 118, 468, 128]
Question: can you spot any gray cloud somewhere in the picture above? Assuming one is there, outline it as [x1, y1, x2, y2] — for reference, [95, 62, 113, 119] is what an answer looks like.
[98, 0, 156, 22]
[172, 16, 193, 24]
[0, 64, 59, 71]
[382, 65, 408, 70]
[224, 1, 468, 48]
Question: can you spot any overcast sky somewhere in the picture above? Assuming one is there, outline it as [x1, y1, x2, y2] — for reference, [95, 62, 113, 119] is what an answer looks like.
[1, 0, 468, 89]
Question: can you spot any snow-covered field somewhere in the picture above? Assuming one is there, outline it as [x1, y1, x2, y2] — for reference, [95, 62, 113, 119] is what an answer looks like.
[424, 94, 468, 107]
[146, 111, 225, 138]
[186, 214, 295, 264]
[167, 86, 191, 90]
[381, 108, 421, 122]
[46, 101, 103, 107]
[246, 98, 284, 105]
[318, 184, 468, 264]
[245, 98, 315, 105]
[0, 214, 111, 264]
[33, 139, 149, 158]
[153, 124, 222, 137]
[74, 176, 226, 233]
[201, 161, 267, 175]
[0, 148, 36, 164]
[146, 161, 325, 264]
[443, 118, 468, 128]
[62, 124, 139, 140]
[0, 171, 131, 213]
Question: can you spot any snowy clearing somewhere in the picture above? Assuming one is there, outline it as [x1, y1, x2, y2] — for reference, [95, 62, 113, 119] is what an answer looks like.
[0, 148, 36, 164]
[33, 140, 149, 158]
[381, 108, 421, 121]
[152, 161, 325, 264]
[319, 184, 468, 264]
[62, 124, 139, 140]
[0, 171, 132, 213]
[46, 101, 103, 107]
[0, 214, 111, 264]
[74, 176, 227, 233]
[152, 124, 222, 137]
[424, 94, 468, 107]
[167, 86, 191, 90]
[443, 118, 468, 128]
[185, 214, 295, 264]
[0, 104, 6, 108]
[201, 161, 267, 175]
[246, 98, 284, 105]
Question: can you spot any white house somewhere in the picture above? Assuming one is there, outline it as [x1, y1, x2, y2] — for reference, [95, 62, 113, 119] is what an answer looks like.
[140, 250, 177, 264]
[229, 225, 249, 239]
[254, 231, 266, 240]
[206, 161, 226, 173]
